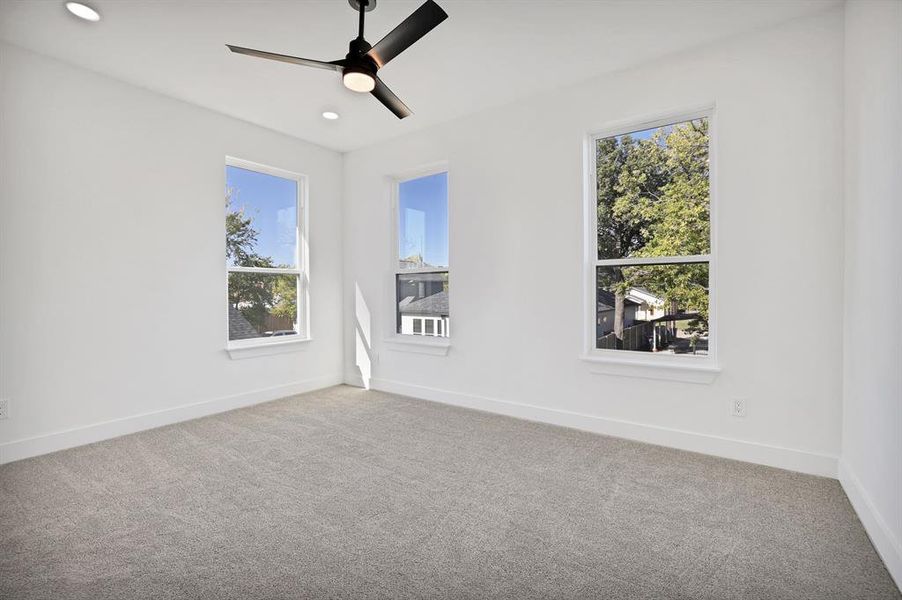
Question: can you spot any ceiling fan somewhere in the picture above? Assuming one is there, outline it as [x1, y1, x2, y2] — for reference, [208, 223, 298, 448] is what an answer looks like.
[227, 0, 448, 119]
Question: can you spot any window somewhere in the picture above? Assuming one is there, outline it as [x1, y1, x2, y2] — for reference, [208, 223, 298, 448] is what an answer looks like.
[394, 170, 449, 337]
[587, 113, 712, 358]
[226, 158, 307, 345]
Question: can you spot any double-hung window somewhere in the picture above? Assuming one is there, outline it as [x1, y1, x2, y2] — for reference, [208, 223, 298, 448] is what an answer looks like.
[587, 112, 713, 360]
[393, 169, 449, 338]
[225, 157, 308, 346]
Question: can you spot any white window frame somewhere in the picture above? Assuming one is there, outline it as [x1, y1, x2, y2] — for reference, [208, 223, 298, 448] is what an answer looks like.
[384, 162, 451, 355]
[225, 156, 311, 357]
[581, 106, 719, 379]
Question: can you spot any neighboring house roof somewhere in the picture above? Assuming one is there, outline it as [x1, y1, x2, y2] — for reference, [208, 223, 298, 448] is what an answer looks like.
[650, 311, 702, 323]
[626, 286, 664, 306]
[597, 289, 641, 312]
[400, 290, 449, 316]
[397, 268, 447, 281]
[228, 305, 259, 340]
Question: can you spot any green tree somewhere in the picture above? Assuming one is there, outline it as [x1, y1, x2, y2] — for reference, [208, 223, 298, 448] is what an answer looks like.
[226, 187, 274, 269]
[596, 120, 710, 348]
[226, 188, 290, 333]
[270, 275, 298, 322]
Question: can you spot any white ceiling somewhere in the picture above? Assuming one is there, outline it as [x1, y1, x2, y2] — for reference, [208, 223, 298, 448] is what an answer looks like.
[0, 0, 837, 152]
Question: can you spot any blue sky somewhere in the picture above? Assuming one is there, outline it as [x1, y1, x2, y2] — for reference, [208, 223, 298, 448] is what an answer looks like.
[226, 165, 298, 267]
[398, 172, 448, 268]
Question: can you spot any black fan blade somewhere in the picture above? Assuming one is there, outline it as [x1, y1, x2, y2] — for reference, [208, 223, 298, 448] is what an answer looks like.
[366, 0, 448, 68]
[226, 45, 344, 71]
[371, 77, 412, 119]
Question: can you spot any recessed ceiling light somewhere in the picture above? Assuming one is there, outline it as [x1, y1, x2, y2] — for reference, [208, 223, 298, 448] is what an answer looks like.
[322, 111, 340, 120]
[65, 2, 101, 22]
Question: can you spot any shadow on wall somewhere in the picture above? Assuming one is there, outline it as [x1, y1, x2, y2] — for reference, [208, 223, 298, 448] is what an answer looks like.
[355, 283, 372, 389]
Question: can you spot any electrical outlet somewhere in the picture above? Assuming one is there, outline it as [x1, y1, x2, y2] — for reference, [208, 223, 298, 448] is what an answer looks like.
[0, 398, 9, 420]
[731, 397, 747, 418]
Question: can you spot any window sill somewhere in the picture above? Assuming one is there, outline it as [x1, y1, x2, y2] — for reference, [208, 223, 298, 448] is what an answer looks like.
[382, 335, 451, 356]
[579, 354, 720, 384]
[226, 336, 312, 360]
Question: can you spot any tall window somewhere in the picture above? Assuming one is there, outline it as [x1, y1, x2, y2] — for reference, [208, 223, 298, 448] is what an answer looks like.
[394, 170, 449, 337]
[588, 113, 712, 357]
[225, 158, 307, 344]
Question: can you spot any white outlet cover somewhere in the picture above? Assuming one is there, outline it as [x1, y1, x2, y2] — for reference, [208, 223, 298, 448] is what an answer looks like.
[731, 398, 747, 418]
[0, 398, 9, 420]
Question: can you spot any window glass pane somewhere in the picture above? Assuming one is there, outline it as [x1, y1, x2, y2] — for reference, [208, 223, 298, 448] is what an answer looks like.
[397, 271, 449, 336]
[398, 172, 448, 270]
[413, 319, 422, 334]
[228, 273, 299, 340]
[425, 320, 434, 335]
[226, 165, 298, 268]
[595, 263, 708, 355]
[596, 118, 709, 260]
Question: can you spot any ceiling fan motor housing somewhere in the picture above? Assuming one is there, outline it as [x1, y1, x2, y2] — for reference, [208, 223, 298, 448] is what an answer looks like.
[347, 38, 375, 65]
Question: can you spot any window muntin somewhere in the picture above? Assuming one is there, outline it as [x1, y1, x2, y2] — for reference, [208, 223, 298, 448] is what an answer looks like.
[394, 170, 449, 337]
[226, 159, 305, 343]
[590, 116, 711, 356]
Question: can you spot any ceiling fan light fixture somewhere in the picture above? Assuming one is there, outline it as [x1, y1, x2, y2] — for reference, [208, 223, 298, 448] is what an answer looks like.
[227, 0, 447, 118]
[342, 69, 376, 93]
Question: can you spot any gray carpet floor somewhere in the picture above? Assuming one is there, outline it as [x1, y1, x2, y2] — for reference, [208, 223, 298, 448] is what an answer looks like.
[1, 385, 899, 600]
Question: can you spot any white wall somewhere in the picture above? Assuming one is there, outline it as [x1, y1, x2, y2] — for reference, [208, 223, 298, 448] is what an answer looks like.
[0, 44, 344, 462]
[2, 9, 900, 585]
[840, 0, 902, 587]
[342, 9, 845, 476]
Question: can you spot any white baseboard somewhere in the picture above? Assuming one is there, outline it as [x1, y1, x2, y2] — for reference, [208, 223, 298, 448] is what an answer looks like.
[344, 372, 366, 388]
[0, 373, 343, 465]
[838, 460, 902, 590]
[366, 377, 839, 478]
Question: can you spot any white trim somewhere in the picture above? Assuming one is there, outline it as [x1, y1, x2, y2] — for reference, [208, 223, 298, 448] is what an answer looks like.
[580, 354, 720, 384]
[0, 374, 343, 465]
[585, 104, 717, 143]
[390, 160, 450, 183]
[226, 335, 312, 359]
[227, 266, 300, 275]
[583, 105, 718, 371]
[225, 156, 305, 182]
[838, 460, 902, 590]
[344, 372, 366, 388]
[382, 335, 451, 356]
[365, 378, 838, 478]
[595, 254, 710, 267]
